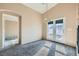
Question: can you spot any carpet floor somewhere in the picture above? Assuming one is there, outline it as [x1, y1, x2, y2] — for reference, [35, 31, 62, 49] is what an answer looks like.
[0, 40, 76, 56]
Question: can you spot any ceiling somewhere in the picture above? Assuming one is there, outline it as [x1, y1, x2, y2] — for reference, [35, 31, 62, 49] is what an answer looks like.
[22, 3, 57, 14]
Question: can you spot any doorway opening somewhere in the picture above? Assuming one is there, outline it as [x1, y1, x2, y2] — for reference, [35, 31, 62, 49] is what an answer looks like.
[2, 13, 21, 48]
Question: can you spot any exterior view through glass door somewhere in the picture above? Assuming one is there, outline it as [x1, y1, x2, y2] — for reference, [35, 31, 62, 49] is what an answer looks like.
[55, 19, 64, 41]
[48, 21, 54, 40]
[47, 18, 64, 43]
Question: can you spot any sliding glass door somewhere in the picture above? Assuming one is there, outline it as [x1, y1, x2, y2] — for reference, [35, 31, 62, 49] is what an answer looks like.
[47, 18, 64, 42]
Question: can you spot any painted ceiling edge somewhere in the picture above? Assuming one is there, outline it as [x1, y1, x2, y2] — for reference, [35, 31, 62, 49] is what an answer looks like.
[22, 3, 58, 14]
[0, 9, 21, 16]
[20, 3, 42, 14]
[42, 3, 58, 14]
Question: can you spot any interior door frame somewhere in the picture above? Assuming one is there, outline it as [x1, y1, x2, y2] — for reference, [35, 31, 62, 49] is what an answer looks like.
[77, 25, 79, 56]
[2, 11, 22, 48]
[19, 16, 22, 44]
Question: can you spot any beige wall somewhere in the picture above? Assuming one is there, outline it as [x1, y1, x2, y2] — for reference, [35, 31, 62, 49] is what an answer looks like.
[0, 3, 42, 44]
[42, 3, 78, 47]
[0, 3, 78, 47]
[5, 20, 19, 38]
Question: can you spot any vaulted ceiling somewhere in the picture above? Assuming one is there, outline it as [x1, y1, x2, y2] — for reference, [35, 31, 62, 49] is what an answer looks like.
[22, 3, 57, 14]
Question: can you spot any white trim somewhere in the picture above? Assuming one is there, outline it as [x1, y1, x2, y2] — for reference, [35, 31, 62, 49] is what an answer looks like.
[3, 14, 19, 22]
[2, 13, 5, 48]
[0, 9, 21, 16]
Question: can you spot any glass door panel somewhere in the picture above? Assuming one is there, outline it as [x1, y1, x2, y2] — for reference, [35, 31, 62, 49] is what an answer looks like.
[55, 19, 64, 41]
[47, 19, 64, 43]
[48, 21, 54, 40]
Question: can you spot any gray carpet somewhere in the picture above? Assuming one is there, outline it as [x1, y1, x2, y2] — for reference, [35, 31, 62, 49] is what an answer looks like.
[0, 40, 76, 56]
